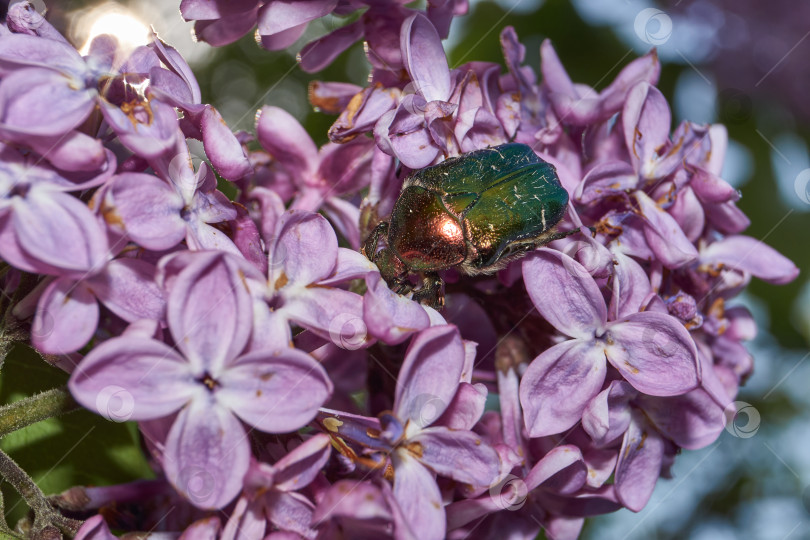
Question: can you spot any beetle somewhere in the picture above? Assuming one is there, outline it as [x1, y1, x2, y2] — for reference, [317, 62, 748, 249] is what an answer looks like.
[362, 143, 574, 310]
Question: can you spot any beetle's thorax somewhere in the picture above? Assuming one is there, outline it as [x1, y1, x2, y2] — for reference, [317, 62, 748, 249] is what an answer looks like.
[387, 184, 468, 272]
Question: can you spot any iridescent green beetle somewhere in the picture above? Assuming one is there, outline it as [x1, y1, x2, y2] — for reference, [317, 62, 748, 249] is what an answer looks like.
[362, 143, 571, 309]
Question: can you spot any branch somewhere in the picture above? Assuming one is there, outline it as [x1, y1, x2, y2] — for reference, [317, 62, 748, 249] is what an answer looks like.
[0, 449, 81, 538]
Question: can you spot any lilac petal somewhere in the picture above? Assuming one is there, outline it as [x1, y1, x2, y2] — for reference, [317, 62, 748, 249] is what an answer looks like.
[25, 130, 108, 173]
[634, 191, 698, 268]
[270, 433, 331, 491]
[311, 480, 393, 526]
[522, 249, 607, 339]
[12, 188, 108, 273]
[180, 0, 258, 20]
[186, 220, 242, 256]
[285, 288, 368, 350]
[525, 445, 586, 493]
[164, 399, 250, 509]
[669, 186, 705, 243]
[273, 211, 337, 286]
[610, 252, 651, 319]
[250, 187, 285, 243]
[220, 497, 266, 540]
[74, 515, 116, 540]
[318, 248, 377, 287]
[582, 447, 618, 489]
[363, 272, 431, 345]
[191, 181, 238, 224]
[545, 516, 584, 540]
[248, 301, 291, 353]
[263, 490, 316, 538]
[323, 197, 361, 249]
[409, 427, 499, 487]
[540, 39, 576, 101]
[192, 12, 258, 47]
[601, 48, 661, 108]
[256, 106, 318, 179]
[445, 497, 501, 531]
[373, 109, 397, 156]
[178, 517, 221, 540]
[100, 99, 179, 159]
[545, 485, 622, 517]
[33, 277, 98, 355]
[605, 311, 700, 396]
[149, 36, 202, 107]
[394, 325, 464, 424]
[168, 253, 253, 374]
[0, 68, 94, 135]
[442, 294, 497, 368]
[257, 0, 337, 37]
[392, 452, 445, 540]
[363, 6, 408, 70]
[308, 80, 363, 114]
[640, 389, 724, 450]
[520, 340, 607, 437]
[47, 148, 117, 192]
[69, 337, 195, 420]
[704, 199, 750, 234]
[574, 161, 637, 204]
[389, 125, 440, 169]
[88, 259, 166, 323]
[623, 83, 671, 177]
[120, 46, 161, 77]
[701, 235, 799, 284]
[201, 106, 251, 180]
[581, 381, 634, 447]
[330, 84, 398, 143]
[0, 33, 85, 73]
[217, 348, 332, 432]
[434, 382, 486, 430]
[0, 212, 67, 275]
[726, 306, 756, 341]
[496, 367, 521, 450]
[401, 14, 451, 103]
[615, 416, 665, 512]
[107, 172, 185, 251]
[229, 204, 267, 274]
[317, 137, 374, 195]
[389, 97, 430, 133]
[259, 22, 307, 50]
[6, 3, 70, 42]
[298, 20, 363, 73]
[562, 233, 614, 279]
[690, 167, 739, 203]
[456, 106, 507, 152]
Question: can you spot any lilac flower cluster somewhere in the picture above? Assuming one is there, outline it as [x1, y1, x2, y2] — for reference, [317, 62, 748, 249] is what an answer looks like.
[0, 2, 798, 539]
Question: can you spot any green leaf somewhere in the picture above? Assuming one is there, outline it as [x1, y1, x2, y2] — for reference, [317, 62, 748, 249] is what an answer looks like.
[0, 345, 154, 527]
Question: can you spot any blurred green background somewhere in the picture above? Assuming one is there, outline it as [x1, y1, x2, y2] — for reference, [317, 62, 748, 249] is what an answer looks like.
[7, 0, 810, 537]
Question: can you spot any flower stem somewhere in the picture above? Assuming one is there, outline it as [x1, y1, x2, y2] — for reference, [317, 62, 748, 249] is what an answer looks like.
[0, 386, 81, 439]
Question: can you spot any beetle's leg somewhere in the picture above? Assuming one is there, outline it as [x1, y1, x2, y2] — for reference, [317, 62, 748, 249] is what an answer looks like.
[540, 226, 585, 245]
[411, 273, 445, 310]
[393, 279, 413, 295]
[361, 221, 389, 259]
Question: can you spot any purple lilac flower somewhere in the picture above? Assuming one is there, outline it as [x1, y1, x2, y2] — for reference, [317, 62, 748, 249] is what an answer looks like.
[318, 325, 500, 540]
[255, 105, 378, 248]
[69, 252, 333, 508]
[222, 433, 331, 538]
[179, 0, 467, 70]
[519, 248, 701, 437]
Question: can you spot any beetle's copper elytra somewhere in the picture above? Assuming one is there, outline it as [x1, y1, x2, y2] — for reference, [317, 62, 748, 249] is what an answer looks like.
[362, 143, 573, 309]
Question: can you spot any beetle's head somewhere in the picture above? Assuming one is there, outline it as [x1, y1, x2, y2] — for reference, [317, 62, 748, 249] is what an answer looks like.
[371, 247, 410, 293]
